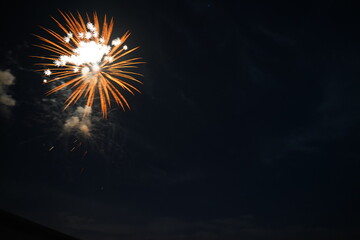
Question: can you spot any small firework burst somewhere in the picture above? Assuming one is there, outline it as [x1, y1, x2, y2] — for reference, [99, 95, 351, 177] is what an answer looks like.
[33, 11, 144, 118]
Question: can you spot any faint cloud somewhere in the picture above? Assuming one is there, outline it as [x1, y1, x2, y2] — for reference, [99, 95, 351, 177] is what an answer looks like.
[58, 213, 347, 240]
[55, 213, 260, 240]
[0, 69, 16, 117]
[63, 106, 92, 137]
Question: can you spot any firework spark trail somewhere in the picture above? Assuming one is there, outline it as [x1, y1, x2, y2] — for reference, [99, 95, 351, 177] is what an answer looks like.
[33, 11, 144, 118]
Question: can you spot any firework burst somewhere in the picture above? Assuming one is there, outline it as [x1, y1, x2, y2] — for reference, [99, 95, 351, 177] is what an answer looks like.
[33, 11, 144, 118]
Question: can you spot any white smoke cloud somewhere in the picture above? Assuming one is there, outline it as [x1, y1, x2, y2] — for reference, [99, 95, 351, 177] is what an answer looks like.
[63, 106, 92, 137]
[0, 70, 16, 107]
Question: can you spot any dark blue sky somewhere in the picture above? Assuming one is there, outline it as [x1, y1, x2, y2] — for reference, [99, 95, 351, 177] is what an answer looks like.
[1, 1, 360, 239]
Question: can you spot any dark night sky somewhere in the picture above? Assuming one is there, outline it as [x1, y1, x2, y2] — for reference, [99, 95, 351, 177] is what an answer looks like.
[1, 0, 360, 239]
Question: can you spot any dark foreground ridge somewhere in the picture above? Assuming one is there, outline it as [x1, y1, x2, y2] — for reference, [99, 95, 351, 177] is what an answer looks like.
[0, 209, 78, 239]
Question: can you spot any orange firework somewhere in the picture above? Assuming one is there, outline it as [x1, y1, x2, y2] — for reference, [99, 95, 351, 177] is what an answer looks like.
[33, 11, 143, 118]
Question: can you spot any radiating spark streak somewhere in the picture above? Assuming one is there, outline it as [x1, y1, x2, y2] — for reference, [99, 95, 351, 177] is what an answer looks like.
[33, 11, 144, 118]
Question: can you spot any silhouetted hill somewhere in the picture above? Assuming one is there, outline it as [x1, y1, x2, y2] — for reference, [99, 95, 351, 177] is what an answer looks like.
[0, 210, 78, 239]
